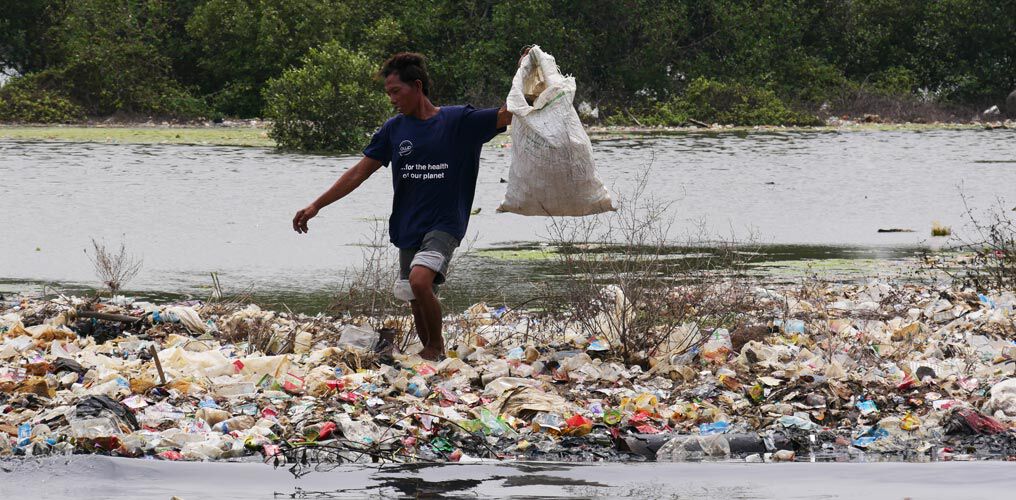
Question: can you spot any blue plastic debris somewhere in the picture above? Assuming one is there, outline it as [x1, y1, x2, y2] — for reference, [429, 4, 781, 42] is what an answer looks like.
[852, 426, 889, 447]
[856, 399, 878, 415]
[699, 421, 730, 435]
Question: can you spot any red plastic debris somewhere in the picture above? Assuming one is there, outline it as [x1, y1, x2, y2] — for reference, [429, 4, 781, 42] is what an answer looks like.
[566, 414, 592, 428]
[955, 408, 1007, 435]
[158, 450, 183, 461]
[896, 373, 917, 390]
[317, 421, 337, 440]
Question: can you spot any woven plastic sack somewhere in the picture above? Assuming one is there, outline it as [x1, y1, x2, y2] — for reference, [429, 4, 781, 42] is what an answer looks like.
[497, 45, 614, 216]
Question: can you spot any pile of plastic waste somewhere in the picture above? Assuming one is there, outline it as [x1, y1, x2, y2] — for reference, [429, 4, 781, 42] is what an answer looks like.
[1, 280, 1015, 468]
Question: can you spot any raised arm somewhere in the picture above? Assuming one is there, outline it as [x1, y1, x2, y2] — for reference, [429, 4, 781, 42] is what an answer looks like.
[293, 156, 383, 233]
[496, 47, 531, 129]
[496, 105, 512, 129]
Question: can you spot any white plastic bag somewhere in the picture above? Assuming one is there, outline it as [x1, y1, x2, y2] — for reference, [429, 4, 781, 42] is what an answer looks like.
[498, 45, 614, 216]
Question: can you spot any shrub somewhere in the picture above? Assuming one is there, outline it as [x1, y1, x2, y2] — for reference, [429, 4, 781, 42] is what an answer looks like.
[954, 199, 1016, 293]
[542, 166, 760, 366]
[871, 66, 918, 96]
[264, 42, 389, 152]
[606, 78, 821, 127]
[785, 57, 851, 103]
[0, 73, 83, 123]
[56, 45, 208, 119]
[678, 78, 821, 126]
[84, 238, 142, 295]
[605, 100, 690, 128]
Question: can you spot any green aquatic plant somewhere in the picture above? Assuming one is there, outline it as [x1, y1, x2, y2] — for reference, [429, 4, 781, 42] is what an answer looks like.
[931, 221, 952, 237]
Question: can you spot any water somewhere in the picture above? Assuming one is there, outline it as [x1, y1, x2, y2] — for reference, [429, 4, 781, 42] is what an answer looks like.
[1, 129, 1014, 306]
[3, 455, 1015, 499]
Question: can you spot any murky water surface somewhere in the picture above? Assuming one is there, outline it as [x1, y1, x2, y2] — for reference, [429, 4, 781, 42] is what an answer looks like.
[2, 456, 1014, 499]
[2, 129, 1013, 308]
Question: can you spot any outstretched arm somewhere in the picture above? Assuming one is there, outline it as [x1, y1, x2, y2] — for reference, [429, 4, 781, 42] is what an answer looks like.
[293, 156, 383, 233]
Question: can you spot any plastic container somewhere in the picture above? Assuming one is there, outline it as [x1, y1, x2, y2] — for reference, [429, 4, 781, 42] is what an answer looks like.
[701, 328, 732, 363]
[214, 382, 256, 397]
[294, 331, 313, 354]
[532, 412, 565, 434]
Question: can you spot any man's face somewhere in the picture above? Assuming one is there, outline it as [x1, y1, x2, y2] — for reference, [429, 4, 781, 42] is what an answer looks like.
[385, 73, 420, 115]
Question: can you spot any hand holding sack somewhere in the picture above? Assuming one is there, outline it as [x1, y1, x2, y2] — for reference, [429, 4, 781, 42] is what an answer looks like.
[497, 45, 615, 216]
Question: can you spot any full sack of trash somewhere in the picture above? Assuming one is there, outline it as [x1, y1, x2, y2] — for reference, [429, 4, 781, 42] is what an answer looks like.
[498, 45, 614, 216]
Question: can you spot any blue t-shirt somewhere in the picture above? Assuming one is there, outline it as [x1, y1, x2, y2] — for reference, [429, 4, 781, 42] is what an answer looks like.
[363, 105, 505, 248]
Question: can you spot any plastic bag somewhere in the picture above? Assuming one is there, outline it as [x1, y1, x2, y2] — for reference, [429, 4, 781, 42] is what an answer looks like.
[498, 45, 614, 216]
[656, 434, 732, 461]
[337, 325, 376, 352]
[701, 328, 732, 363]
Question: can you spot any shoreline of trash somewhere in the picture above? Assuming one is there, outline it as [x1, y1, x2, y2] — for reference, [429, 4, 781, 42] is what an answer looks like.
[2, 278, 1015, 470]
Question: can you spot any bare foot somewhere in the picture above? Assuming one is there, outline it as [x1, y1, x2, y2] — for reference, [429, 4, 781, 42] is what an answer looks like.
[418, 347, 445, 362]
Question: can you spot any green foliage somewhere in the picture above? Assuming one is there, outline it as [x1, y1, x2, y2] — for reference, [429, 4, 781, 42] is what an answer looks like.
[682, 79, 821, 126]
[3, 0, 1014, 124]
[615, 78, 820, 127]
[357, 17, 408, 61]
[0, 0, 59, 74]
[41, 0, 208, 118]
[0, 73, 83, 123]
[605, 101, 689, 128]
[263, 42, 389, 152]
[870, 66, 918, 96]
[186, 0, 351, 117]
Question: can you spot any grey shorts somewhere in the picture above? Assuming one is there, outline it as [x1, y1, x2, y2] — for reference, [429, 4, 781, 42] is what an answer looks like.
[392, 230, 459, 301]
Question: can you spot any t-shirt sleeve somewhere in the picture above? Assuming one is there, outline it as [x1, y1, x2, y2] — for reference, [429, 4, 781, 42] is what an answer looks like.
[363, 121, 392, 166]
[460, 105, 506, 144]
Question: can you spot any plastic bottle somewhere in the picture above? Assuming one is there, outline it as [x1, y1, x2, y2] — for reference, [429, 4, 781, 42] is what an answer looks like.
[406, 376, 430, 398]
[212, 415, 255, 433]
[784, 319, 806, 334]
[479, 408, 508, 436]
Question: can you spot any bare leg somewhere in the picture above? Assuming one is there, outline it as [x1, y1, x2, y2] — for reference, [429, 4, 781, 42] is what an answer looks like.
[409, 266, 444, 360]
[409, 300, 430, 349]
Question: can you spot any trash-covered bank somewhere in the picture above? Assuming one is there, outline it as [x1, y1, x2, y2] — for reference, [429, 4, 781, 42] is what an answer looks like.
[2, 281, 1015, 469]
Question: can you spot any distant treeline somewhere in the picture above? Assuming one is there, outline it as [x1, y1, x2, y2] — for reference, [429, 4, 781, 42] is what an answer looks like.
[1, 1, 1014, 140]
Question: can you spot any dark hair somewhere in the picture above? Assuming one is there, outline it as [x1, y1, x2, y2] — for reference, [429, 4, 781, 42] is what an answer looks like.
[380, 52, 431, 96]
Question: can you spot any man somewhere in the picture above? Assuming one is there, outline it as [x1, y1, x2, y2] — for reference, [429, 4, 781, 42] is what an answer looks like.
[293, 52, 513, 361]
